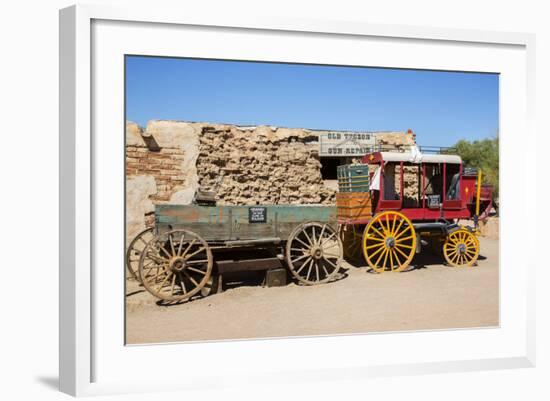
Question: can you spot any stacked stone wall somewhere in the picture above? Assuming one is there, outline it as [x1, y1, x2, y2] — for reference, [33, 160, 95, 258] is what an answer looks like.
[196, 125, 335, 205]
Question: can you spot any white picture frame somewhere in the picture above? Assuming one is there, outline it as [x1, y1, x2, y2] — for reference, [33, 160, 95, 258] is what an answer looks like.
[59, 4, 536, 397]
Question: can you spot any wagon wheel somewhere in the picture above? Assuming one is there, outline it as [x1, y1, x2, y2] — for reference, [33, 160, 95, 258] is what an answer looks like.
[338, 224, 364, 262]
[362, 211, 416, 273]
[286, 222, 343, 285]
[138, 229, 213, 302]
[125, 227, 155, 282]
[443, 229, 479, 267]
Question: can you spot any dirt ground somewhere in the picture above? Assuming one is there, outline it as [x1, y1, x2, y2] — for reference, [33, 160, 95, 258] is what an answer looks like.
[125, 237, 499, 344]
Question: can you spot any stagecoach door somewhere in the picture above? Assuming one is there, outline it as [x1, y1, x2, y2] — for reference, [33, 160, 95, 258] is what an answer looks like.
[378, 160, 403, 210]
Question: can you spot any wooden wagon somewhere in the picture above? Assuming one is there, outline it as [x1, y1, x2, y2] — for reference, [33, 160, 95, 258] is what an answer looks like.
[127, 204, 343, 301]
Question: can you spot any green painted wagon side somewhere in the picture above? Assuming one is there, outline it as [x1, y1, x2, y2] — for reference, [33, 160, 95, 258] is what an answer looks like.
[155, 204, 337, 242]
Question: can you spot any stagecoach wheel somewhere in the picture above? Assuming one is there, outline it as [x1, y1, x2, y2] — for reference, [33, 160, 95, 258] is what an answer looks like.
[286, 222, 343, 285]
[138, 229, 213, 302]
[125, 227, 155, 282]
[362, 211, 416, 273]
[443, 229, 480, 267]
[338, 224, 363, 261]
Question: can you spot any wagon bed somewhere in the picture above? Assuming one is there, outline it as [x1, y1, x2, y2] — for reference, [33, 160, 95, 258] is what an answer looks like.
[155, 204, 337, 244]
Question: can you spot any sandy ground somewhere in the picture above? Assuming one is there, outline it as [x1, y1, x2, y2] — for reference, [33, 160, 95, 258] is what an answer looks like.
[126, 237, 499, 344]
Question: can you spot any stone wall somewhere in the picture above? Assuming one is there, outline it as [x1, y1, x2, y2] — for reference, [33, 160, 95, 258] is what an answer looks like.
[376, 132, 416, 149]
[197, 125, 335, 205]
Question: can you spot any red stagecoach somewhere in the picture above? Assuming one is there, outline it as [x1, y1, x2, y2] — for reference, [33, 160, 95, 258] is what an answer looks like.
[337, 147, 493, 272]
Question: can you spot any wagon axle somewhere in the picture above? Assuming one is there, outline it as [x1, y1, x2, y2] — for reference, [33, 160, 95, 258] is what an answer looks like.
[310, 245, 324, 260]
[169, 256, 187, 273]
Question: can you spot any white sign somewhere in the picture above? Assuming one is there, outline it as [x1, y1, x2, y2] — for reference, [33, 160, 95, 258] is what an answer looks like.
[319, 132, 377, 156]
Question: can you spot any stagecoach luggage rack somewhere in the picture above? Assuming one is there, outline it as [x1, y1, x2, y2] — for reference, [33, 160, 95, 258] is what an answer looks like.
[337, 164, 370, 192]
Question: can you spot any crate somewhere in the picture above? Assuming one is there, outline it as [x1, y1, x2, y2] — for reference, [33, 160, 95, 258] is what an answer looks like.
[336, 192, 372, 220]
[337, 164, 370, 192]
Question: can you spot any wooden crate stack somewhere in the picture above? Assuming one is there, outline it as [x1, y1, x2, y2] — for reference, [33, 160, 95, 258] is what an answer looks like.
[336, 164, 372, 220]
[337, 164, 370, 192]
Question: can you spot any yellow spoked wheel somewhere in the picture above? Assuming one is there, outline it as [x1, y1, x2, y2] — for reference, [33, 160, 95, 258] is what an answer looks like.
[443, 229, 479, 267]
[362, 211, 416, 273]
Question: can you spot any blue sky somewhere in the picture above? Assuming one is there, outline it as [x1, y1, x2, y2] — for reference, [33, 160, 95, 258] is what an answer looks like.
[125, 56, 499, 147]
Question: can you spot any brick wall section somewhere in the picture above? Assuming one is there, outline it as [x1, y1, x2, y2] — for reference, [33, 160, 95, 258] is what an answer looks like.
[126, 145, 187, 202]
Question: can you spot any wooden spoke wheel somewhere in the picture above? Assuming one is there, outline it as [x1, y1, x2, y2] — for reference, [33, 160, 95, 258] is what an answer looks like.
[362, 211, 416, 273]
[138, 229, 213, 302]
[443, 229, 479, 267]
[125, 227, 155, 282]
[338, 224, 364, 262]
[286, 222, 343, 285]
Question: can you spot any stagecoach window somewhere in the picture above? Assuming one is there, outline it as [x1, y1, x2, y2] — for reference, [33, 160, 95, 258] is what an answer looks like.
[403, 164, 421, 208]
[445, 165, 461, 200]
[446, 173, 460, 200]
[383, 163, 400, 200]
[424, 165, 442, 196]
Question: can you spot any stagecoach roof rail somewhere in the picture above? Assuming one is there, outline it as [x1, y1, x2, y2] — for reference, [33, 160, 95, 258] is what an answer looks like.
[365, 144, 456, 154]
[369, 151, 462, 164]
[418, 145, 457, 154]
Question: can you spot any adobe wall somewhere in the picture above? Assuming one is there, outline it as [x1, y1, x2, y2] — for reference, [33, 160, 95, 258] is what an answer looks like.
[126, 121, 203, 241]
[197, 125, 335, 205]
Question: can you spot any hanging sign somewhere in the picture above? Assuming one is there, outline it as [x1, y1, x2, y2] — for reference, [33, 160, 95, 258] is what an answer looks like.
[319, 132, 376, 156]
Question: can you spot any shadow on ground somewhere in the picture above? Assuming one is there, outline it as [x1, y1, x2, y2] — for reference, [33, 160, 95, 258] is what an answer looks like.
[126, 246, 489, 306]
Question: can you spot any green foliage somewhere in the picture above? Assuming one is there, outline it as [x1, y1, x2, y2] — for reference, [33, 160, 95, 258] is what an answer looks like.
[451, 136, 499, 199]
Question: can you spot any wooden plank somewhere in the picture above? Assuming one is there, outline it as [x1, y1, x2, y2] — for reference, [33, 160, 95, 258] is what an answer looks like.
[216, 257, 283, 273]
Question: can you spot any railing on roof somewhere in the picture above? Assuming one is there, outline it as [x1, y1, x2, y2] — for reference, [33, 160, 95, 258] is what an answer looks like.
[363, 144, 456, 155]
[418, 146, 456, 154]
